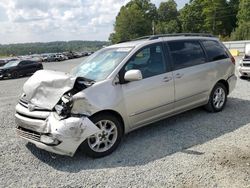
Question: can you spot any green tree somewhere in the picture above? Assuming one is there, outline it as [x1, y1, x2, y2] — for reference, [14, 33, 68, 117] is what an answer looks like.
[109, 0, 157, 44]
[202, 0, 232, 36]
[231, 0, 250, 40]
[179, 0, 206, 33]
[158, 0, 178, 22]
[155, 0, 180, 34]
[228, 0, 240, 31]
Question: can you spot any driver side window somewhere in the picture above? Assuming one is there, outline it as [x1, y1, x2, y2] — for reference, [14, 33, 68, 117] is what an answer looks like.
[125, 44, 166, 79]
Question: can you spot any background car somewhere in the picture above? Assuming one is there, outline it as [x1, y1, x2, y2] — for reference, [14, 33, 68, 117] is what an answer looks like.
[238, 43, 250, 77]
[0, 60, 43, 79]
[0, 59, 8, 67]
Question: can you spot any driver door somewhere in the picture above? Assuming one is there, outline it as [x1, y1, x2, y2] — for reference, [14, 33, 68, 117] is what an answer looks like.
[121, 43, 175, 128]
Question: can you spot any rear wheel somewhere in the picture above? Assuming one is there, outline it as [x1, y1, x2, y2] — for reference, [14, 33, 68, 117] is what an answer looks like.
[81, 113, 123, 158]
[204, 83, 227, 112]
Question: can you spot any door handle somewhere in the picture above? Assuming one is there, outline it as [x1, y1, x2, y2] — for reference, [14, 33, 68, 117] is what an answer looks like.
[175, 73, 183, 79]
[163, 76, 172, 82]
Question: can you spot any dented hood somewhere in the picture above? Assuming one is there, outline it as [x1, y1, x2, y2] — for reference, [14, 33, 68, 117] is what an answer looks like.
[23, 70, 77, 110]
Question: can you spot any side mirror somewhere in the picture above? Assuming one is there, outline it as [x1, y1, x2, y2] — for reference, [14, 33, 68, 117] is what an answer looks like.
[124, 69, 143, 82]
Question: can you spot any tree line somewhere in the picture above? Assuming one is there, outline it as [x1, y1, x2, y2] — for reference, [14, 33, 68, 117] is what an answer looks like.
[0, 41, 108, 56]
[109, 0, 250, 43]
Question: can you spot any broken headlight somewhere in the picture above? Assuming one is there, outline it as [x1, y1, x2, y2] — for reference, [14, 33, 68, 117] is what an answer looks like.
[54, 94, 73, 117]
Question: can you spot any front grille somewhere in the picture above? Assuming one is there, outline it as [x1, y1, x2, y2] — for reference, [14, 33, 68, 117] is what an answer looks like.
[243, 63, 250, 67]
[19, 99, 51, 112]
[16, 126, 41, 142]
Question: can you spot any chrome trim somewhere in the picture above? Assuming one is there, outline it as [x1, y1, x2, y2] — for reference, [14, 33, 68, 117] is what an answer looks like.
[16, 103, 50, 120]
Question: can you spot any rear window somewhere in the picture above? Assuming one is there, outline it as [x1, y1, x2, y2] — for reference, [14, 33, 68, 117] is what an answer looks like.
[202, 40, 229, 61]
[167, 40, 206, 70]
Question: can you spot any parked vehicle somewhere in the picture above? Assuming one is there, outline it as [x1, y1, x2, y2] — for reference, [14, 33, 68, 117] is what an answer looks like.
[238, 43, 250, 77]
[0, 59, 8, 67]
[63, 52, 74, 59]
[46, 54, 57, 62]
[15, 34, 236, 158]
[0, 60, 43, 79]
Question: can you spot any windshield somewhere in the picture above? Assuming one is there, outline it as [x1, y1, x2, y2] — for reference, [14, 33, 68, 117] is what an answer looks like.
[72, 47, 132, 81]
[3, 60, 19, 68]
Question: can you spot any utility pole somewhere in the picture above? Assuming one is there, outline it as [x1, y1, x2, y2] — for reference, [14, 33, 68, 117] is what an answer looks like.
[213, 8, 216, 34]
[152, 20, 155, 35]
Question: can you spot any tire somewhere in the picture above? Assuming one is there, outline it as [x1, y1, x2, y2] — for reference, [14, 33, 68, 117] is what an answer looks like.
[80, 113, 123, 158]
[11, 71, 19, 79]
[204, 83, 227, 113]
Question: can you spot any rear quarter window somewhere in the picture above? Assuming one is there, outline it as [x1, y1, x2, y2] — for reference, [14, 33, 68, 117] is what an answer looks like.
[167, 40, 206, 70]
[202, 40, 229, 61]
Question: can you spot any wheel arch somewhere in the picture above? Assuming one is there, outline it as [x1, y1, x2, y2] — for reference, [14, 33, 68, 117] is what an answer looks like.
[90, 110, 125, 135]
[216, 79, 229, 95]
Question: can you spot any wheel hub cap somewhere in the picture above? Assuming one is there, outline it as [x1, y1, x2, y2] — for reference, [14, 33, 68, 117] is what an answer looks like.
[87, 120, 118, 153]
[213, 87, 225, 109]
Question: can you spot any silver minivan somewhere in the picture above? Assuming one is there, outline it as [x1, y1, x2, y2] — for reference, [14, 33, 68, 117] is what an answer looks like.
[15, 34, 237, 158]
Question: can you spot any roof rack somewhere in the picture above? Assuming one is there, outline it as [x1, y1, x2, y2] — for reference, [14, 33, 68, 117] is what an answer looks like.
[134, 33, 215, 41]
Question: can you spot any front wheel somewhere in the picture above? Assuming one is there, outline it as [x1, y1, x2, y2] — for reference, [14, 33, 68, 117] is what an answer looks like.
[80, 113, 123, 158]
[204, 83, 227, 112]
[11, 71, 19, 79]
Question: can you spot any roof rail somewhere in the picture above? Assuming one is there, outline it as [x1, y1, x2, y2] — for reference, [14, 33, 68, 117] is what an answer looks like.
[134, 33, 215, 41]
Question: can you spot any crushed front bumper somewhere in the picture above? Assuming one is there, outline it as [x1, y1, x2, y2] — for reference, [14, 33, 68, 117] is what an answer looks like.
[15, 102, 100, 156]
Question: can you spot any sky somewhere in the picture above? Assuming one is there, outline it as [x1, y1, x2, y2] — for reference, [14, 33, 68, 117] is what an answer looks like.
[0, 0, 189, 44]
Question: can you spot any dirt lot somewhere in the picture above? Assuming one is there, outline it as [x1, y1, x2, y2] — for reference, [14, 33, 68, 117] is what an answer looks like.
[0, 57, 249, 188]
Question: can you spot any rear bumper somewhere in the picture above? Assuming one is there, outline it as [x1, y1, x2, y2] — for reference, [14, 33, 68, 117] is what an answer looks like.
[227, 74, 237, 94]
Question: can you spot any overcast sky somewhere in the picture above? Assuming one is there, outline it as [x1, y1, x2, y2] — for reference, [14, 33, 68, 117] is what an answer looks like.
[0, 0, 188, 44]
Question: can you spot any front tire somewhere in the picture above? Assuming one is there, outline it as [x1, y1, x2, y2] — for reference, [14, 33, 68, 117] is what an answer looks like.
[204, 83, 227, 112]
[11, 71, 19, 79]
[81, 113, 123, 158]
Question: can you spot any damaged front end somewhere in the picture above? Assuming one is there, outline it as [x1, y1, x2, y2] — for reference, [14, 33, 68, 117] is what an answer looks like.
[15, 70, 100, 156]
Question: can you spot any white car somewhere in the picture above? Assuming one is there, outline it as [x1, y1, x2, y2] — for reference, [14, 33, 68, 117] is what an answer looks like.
[239, 43, 250, 77]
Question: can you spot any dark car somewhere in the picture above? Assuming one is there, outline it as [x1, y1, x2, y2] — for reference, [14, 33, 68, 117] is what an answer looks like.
[0, 60, 7, 67]
[0, 60, 43, 79]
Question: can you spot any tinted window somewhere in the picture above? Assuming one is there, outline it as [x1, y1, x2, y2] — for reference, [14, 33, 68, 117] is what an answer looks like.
[168, 40, 206, 70]
[19, 61, 34, 65]
[202, 40, 229, 61]
[125, 44, 166, 79]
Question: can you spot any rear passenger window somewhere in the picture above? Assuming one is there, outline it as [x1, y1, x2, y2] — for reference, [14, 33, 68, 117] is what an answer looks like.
[167, 40, 206, 70]
[202, 40, 229, 61]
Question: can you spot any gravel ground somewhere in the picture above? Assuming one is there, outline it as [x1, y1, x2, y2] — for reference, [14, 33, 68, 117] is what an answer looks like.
[0, 57, 249, 188]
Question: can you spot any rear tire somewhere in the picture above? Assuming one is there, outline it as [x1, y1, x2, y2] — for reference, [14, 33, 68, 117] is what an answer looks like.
[80, 113, 123, 158]
[204, 83, 227, 113]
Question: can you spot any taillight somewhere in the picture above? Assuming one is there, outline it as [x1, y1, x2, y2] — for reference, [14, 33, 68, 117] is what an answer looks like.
[230, 56, 236, 65]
